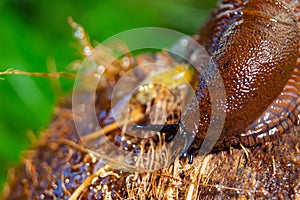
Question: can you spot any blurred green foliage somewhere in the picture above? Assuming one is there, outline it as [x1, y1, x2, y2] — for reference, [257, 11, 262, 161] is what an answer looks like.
[0, 0, 217, 192]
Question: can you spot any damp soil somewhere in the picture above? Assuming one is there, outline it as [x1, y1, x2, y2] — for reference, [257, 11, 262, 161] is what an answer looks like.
[3, 94, 300, 199]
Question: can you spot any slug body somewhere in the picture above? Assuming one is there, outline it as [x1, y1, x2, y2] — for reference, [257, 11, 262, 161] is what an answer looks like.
[182, 0, 300, 156]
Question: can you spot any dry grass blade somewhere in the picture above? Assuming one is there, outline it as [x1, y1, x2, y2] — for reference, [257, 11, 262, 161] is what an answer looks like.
[0, 68, 75, 79]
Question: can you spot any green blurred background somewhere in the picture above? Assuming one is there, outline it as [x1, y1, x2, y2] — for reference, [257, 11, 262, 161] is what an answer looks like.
[0, 0, 217, 192]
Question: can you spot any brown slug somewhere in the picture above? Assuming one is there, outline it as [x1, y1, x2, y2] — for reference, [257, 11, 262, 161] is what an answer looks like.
[136, 0, 300, 162]
[185, 0, 300, 160]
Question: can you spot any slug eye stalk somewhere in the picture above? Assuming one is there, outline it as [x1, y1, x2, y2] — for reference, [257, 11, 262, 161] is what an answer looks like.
[132, 122, 195, 164]
[132, 123, 180, 142]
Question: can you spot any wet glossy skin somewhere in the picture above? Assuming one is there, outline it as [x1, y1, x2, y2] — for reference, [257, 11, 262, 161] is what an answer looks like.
[183, 0, 300, 157]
